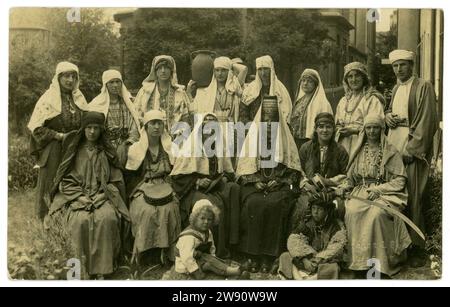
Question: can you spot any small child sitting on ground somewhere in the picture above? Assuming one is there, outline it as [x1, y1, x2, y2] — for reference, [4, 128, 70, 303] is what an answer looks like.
[174, 199, 249, 280]
[278, 192, 347, 280]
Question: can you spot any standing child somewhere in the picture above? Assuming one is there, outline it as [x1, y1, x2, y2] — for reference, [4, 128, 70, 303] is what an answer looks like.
[174, 199, 249, 280]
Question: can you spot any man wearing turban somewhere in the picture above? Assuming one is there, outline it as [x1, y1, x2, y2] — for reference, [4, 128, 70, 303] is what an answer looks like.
[385, 49, 438, 267]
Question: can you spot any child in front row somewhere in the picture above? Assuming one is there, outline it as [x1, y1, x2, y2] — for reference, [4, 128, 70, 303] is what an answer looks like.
[174, 199, 249, 280]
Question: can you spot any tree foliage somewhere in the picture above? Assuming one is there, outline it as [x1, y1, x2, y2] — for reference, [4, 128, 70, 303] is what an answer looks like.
[47, 8, 121, 101]
[122, 8, 244, 89]
[374, 28, 398, 94]
[245, 9, 334, 92]
[9, 8, 121, 135]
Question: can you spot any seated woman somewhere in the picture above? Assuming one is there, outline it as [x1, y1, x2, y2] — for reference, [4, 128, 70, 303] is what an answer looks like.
[291, 112, 348, 228]
[48, 111, 130, 279]
[336, 114, 412, 277]
[171, 200, 249, 280]
[125, 110, 181, 267]
[278, 192, 347, 280]
[236, 90, 301, 274]
[171, 113, 240, 259]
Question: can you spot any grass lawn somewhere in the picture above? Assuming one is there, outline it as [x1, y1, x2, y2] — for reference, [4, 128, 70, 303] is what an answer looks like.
[8, 189, 439, 281]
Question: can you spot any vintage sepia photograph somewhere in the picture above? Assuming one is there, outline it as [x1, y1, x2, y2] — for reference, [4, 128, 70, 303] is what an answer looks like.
[7, 7, 443, 281]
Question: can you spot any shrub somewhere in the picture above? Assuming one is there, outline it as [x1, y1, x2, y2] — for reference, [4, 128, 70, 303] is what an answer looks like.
[424, 173, 442, 277]
[8, 133, 37, 191]
[8, 211, 76, 280]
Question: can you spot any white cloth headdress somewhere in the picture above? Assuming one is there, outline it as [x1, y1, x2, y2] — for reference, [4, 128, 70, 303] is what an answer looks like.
[28, 61, 88, 132]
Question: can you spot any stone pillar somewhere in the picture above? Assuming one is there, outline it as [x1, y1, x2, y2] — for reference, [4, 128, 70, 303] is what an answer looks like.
[397, 9, 420, 52]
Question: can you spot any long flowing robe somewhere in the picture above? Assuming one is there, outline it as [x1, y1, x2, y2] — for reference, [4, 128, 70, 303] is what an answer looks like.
[278, 218, 347, 280]
[170, 113, 240, 258]
[342, 136, 411, 276]
[238, 165, 299, 257]
[126, 142, 181, 257]
[49, 131, 130, 276]
[236, 58, 302, 256]
[386, 77, 438, 248]
[28, 62, 88, 220]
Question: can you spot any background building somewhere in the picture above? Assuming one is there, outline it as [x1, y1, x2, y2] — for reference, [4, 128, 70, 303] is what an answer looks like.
[9, 8, 51, 53]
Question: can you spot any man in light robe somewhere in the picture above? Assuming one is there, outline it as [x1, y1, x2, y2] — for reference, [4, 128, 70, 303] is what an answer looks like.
[385, 49, 438, 267]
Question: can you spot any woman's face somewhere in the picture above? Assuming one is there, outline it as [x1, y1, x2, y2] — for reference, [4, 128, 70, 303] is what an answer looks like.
[156, 63, 172, 82]
[214, 68, 229, 84]
[84, 124, 102, 142]
[311, 204, 327, 223]
[257, 67, 271, 87]
[300, 76, 317, 94]
[106, 78, 122, 96]
[194, 209, 214, 232]
[365, 124, 382, 142]
[146, 119, 164, 137]
[346, 70, 365, 92]
[59, 71, 77, 91]
[316, 122, 334, 143]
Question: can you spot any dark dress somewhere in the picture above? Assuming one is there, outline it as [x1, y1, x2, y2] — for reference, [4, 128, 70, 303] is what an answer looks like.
[238, 165, 299, 258]
[290, 139, 349, 230]
[31, 91, 83, 220]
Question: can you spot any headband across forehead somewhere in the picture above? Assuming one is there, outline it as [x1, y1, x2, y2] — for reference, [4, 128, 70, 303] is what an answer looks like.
[314, 112, 335, 127]
[82, 111, 105, 128]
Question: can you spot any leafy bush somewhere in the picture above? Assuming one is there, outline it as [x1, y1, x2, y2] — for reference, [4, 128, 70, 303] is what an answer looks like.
[424, 173, 442, 277]
[8, 206, 76, 280]
[8, 133, 37, 191]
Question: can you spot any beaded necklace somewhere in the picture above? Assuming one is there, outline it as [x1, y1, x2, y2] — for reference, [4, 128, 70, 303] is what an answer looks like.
[343, 93, 364, 125]
[362, 142, 383, 186]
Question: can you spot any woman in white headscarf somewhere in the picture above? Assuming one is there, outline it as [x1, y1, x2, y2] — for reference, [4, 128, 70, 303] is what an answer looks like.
[291, 69, 333, 150]
[89, 69, 141, 166]
[28, 61, 89, 221]
[236, 56, 301, 273]
[239, 55, 292, 125]
[189, 56, 242, 122]
[335, 62, 385, 156]
[133, 55, 190, 136]
[125, 110, 181, 267]
[335, 114, 411, 277]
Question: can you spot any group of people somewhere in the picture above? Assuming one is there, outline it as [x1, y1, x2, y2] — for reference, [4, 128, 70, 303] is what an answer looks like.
[27, 48, 438, 280]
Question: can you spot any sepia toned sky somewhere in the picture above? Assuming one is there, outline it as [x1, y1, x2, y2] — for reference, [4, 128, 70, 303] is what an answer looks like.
[377, 8, 395, 32]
